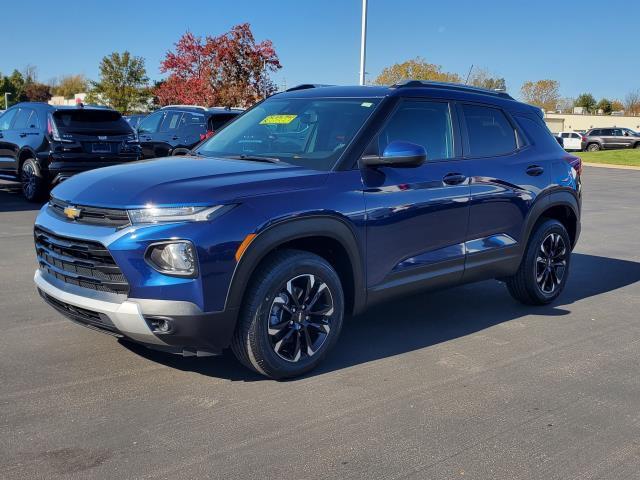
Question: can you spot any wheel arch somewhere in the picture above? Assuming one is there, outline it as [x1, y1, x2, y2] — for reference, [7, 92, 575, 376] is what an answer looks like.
[17, 147, 38, 173]
[522, 190, 580, 250]
[226, 215, 366, 317]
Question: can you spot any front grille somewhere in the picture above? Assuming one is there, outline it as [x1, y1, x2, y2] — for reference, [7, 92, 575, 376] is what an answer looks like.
[48, 197, 131, 228]
[34, 227, 129, 294]
[38, 290, 122, 336]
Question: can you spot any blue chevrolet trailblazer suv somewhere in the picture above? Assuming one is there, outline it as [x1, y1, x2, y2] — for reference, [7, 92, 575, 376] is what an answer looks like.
[34, 81, 582, 379]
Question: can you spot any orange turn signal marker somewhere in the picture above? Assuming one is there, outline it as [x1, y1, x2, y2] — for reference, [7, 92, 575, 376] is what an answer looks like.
[235, 234, 256, 262]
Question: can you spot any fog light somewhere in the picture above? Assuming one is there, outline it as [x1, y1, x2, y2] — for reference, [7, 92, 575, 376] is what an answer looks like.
[146, 241, 197, 277]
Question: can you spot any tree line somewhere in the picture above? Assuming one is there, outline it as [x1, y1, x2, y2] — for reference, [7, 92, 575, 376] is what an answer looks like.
[2, 36, 638, 116]
[0, 23, 280, 114]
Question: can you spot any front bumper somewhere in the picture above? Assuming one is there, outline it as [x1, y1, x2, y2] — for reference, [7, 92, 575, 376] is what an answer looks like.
[35, 269, 238, 355]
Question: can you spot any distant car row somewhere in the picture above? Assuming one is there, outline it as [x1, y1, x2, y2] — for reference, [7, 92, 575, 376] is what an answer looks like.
[559, 128, 640, 152]
[0, 102, 241, 200]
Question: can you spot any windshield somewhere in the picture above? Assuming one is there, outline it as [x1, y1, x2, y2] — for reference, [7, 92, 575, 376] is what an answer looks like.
[194, 97, 381, 170]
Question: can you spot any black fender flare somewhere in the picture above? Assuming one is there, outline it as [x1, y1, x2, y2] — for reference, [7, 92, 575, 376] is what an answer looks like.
[16, 147, 38, 173]
[225, 215, 367, 315]
[521, 189, 580, 249]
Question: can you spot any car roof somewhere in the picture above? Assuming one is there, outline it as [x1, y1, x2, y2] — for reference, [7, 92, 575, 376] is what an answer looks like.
[273, 82, 536, 114]
[160, 105, 243, 115]
[11, 102, 116, 113]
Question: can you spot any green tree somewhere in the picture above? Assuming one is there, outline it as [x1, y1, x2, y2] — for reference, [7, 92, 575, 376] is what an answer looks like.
[86, 51, 150, 114]
[610, 99, 624, 112]
[53, 74, 88, 99]
[8, 69, 26, 101]
[373, 57, 461, 85]
[574, 93, 597, 113]
[520, 80, 560, 112]
[596, 98, 612, 115]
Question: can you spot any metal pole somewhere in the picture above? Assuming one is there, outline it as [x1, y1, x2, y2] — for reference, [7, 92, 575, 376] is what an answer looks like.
[4, 92, 10, 110]
[359, 0, 368, 85]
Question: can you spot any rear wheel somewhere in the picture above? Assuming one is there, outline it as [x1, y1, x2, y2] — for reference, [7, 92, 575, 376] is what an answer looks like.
[506, 219, 571, 305]
[20, 158, 48, 202]
[587, 143, 601, 152]
[231, 250, 344, 379]
[634, 142, 640, 149]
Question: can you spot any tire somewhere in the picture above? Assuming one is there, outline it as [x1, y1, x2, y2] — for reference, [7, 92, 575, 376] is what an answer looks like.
[231, 249, 345, 379]
[506, 219, 571, 305]
[634, 142, 640, 149]
[587, 143, 601, 152]
[20, 158, 48, 202]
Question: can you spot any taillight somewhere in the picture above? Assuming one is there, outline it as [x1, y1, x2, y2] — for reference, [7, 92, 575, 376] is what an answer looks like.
[581, 136, 587, 142]
[199, 130, 215, 141]
[47, 114, 70, 143]
[564, 154, 582, 176]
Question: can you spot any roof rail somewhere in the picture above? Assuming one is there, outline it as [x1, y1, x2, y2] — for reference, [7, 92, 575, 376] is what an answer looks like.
[391, 80, 514, 100]
[285, 84, 334, 92]
[160, 104, 208, 110]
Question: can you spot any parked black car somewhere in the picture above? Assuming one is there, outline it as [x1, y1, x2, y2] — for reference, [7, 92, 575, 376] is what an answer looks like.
[580, 127, 640, 151]
[136, 106, 242, 158]
[0, 103, 141, 201]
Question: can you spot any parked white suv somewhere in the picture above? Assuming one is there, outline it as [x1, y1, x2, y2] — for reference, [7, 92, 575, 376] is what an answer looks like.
[558, 131, 582, 151]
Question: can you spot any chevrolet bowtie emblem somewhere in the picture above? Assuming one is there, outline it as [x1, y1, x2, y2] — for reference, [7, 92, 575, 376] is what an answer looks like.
[63, 206, 82, 220]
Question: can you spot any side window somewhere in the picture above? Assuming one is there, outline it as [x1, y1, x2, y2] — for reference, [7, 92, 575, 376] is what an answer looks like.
[159, 111, 183, 132]
[12, 109, 34, 129]
[612, 129, 623, 137]
[461, 104, 517, 157]
[374, 100, 454, 160]
[560, 133, 570, 138]
[209, 114, 237, 131]
[570, 133, 580, 139]
[138, 112, 163, 134]
[600, 129, 612, 136]
[0, 108, 18, 130]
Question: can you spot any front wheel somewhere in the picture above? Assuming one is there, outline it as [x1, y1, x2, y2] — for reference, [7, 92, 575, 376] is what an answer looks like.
[231, 250, 344, 379]
[506, 219, 571, 305]
[20, 158, 48, 202]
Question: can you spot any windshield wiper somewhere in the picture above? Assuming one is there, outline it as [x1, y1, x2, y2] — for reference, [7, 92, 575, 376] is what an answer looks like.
[223, 154, 283, 164]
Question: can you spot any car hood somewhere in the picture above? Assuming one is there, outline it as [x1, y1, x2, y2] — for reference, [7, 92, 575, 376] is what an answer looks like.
[51, 156, 329, 208]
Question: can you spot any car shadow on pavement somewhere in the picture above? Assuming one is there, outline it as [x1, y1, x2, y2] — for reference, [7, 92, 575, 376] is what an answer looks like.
[0, 182, 45, 212]
[121, 252, 640, 382]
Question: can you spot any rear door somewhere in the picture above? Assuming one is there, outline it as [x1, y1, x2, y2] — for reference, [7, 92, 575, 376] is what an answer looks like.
[155, 110, 183, 156]
[600, 128, 616, 149]
[0, 108, 18, 171]
[458, 103, 550, 280]
[362, 98, 470, 298]
[137, 111, 164, 158]
[178, 111, 208, 149]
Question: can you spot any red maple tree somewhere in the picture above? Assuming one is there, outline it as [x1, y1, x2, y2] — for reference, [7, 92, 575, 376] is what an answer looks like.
[155, 24, 281, 108]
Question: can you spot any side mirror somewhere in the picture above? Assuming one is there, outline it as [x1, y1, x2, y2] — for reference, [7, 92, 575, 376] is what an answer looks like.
[361, 140, 426, 168]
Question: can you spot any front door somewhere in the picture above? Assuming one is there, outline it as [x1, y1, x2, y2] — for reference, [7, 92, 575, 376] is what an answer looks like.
[362, 99, 470, 301]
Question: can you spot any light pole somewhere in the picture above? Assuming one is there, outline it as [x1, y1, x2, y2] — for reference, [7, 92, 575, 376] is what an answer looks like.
[359, 0, 368, 85]
[4, 92, 10, 110]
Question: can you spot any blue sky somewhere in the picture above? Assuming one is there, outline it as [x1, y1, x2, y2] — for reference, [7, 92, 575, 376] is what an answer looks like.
[1, 0, 635, 100]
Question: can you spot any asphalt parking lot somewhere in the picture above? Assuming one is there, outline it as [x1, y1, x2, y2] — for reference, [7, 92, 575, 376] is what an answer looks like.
[1, 166, 639, 480]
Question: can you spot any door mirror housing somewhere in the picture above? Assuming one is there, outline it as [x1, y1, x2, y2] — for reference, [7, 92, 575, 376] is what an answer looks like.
[361, 141, 427, 168]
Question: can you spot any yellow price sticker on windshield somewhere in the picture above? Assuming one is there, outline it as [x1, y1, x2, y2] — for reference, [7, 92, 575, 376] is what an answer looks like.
[260, 114, 297, 125]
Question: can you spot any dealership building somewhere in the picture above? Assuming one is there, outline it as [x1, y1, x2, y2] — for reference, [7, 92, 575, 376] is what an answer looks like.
[544, 113, 640, 133]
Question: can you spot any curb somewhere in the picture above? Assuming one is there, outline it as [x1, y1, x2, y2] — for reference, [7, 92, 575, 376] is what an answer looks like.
[583, 162, 640, 171]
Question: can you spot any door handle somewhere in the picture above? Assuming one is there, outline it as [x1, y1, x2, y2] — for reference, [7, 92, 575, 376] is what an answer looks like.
[526, 165, 544, 176]
[442, 172, 467, 185]
[171, 136, 179, 140]
[19, 133, 27, 138]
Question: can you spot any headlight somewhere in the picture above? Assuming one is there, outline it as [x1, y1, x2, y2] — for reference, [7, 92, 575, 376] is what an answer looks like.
[128, 205, 223, 225]
[146, 241, 197, 277]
